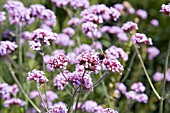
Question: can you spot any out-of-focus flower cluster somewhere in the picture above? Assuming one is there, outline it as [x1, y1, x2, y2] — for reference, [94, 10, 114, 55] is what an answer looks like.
[29, 29, 58, 51]
[0, 41, 18, 56]
[131, 33, 153, 45]
[0, 11, 6, 23]
[51, 0, 89, 9]
[3, 1, 56, 26]
[153, 68, 170, 82]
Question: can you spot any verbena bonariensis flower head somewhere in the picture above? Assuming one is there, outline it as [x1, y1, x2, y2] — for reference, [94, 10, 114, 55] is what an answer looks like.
[125, 91, 137, 100]
[67, 52, 76, 64]
[68, 71, 93, 91]
[91, 41, 103, 50]
[102, 58, 124, 74]
[39, 9, 56, 26]
[153, 72, 164, 81]
[49, 102, 68, 113]
[135, 93, 148, 103]
[53, 70, 72, 90]
[46, 53, 70, 71]
[29, 90, 39, 99]
[150, 19, 159, 27]
[160, 3, 170, 16]
[74, 44, 93, 54]
[82, 22, 98, 38]
[42, 91, 58, 102]
[29, 4, 46, 17]
[4, 98, 26, 107]
[27, 69, 48, 84]
[114, 3, 125, 11]
[40, 24, 53, 32]
[105, 45, 128, 61]
[55, 33, 74, 47]
[51, 0, 70, 8]
[136, 9, 148, 19]
[68, 17, 81, 26]
[131, 33, 153, 45]
[0, 83, 19, 99]
[0, 41, 18, 56]
[81, 100, 98, 112]
[70, 0, 89, 9]
[62, 27, 76, 37]
[4, 1, 34, 26]
[103, 108, 118, 113]
[131, 82, 146, 93]
[121, 21, 138, 32]
[116, 82, 127, 94]
[76, 51, 101, 74]
[147, 46, 160, 60]
[29, 29, 58, 51]
[0, 11, 6, 23]
[109, 7, 121, 21]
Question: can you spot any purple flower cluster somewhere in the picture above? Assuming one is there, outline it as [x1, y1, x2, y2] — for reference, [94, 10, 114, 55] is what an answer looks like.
[68, 17, 81, 26]
[27, 69, 48, 84]
[160, 3, 170, 16]
[29, 29, 58, 51]
[62, 27, 76, 37]
[101, 26, 128, 42]
[125, 82, 148, 103]
[147, 46, 160, 60]
[103, 108, 118, 113]
[114, 3, 124, 11]
[4, 1, 56, 26]
[4, 98, 26, 107]
[115, 82, 127, 94]
[49, 102, 68, 113]
[0, 83, 19, 99]
[0, 41, 18, 56]
[68, 71, 93, 91]
[76, 51, 101, 74]
[82, 22, 98, 38]
[3, 1, 34, 26]
[53, 71, 71, 90]
[153, 68, 170, 82]
[0, 11, 6, 23]
[130, 82, 146, 93]
[105, 45, 128, 61]
[136, 9, 148, 19]
[51, 0, 89, 9]
[46, 53, 70, 71]
[29, 90, 39, 99]
[131, 33, 153, 45]
[121, 21, 138, 32]
[150, 19, 159, 27]
[81, 4, 121, 23]
[74, 44, 93, 54]
[55, 33, 74, 46]
[81, 100, 103, 113]
[102, 58, 124, 74]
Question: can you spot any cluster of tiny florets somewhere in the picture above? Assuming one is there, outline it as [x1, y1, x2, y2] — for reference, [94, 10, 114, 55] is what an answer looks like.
[0, 41, 18, 56]
[46, 53, 70, 71]
[29, 29, 58, 51]
[76, 51, 101, 74]
[160, 3, 170, 16]
[27, 69, 48, 84]
[131, 33, 153, 45]
[121, 21, 138, 32]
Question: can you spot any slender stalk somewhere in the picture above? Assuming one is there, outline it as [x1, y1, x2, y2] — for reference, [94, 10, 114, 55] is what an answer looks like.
[121, 52, 136, 82]
[134, 44, 161, 100]
[90, 72, 108, 88]
[159, 40, 170, 113]
[37, 85, 49, 112]
[99, 70, 111, 107]
[60, 69, 76, 90]
[74, 93, 80, 113]
[67, 89, 78, 113]
[5, 59, 41, 113]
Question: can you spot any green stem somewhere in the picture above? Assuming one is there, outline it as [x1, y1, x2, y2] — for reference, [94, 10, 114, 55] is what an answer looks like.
[134, 44, 161, 100]
[67, 89, 77, 113]
[37, 85, 49, 112]
[74, 93, 80, 113]
[99, 70, 111, 107]
[5, 59, 41, 113]
[159, 40, 170, 113]
[121, 51, 136, 82]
